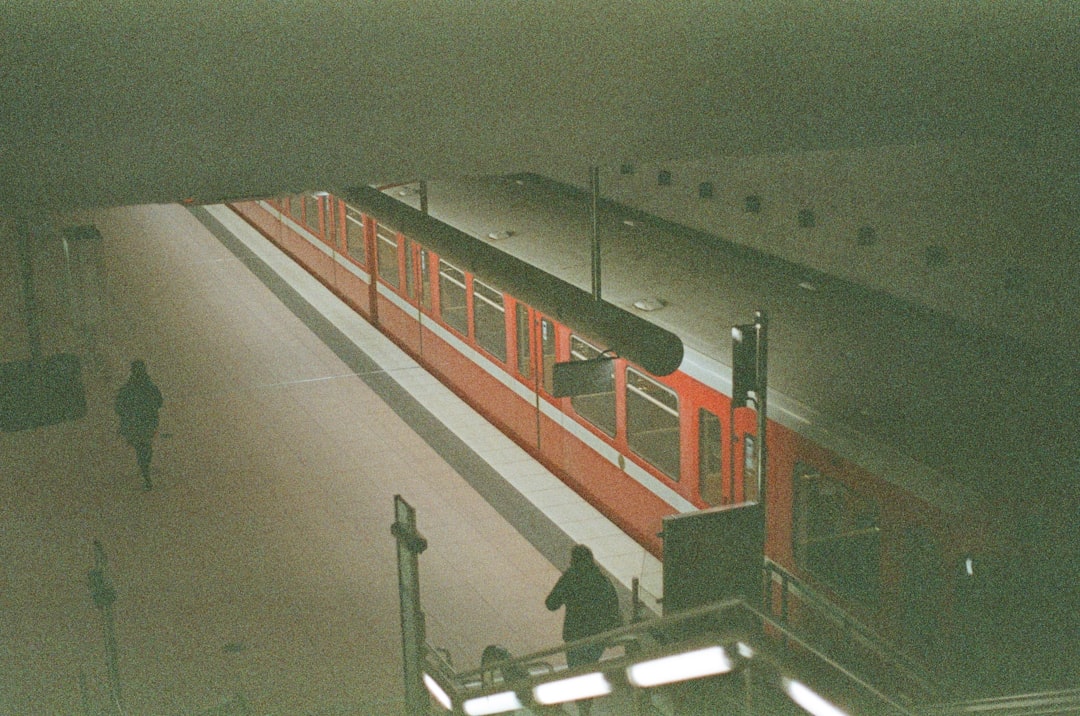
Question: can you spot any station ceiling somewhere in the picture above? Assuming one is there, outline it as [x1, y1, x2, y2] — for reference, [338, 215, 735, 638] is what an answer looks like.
[2, 2, 1076, 216]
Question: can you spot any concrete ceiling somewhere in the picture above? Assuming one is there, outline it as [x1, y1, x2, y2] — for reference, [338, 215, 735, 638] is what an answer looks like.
[2, 1, 1077, 216]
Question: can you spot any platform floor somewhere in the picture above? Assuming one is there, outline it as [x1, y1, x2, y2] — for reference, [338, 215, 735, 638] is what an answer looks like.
[0, 204, 660, 715]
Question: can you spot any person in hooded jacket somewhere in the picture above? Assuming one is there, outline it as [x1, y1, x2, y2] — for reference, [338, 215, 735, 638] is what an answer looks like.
[115, 359, 163, 490]
[545, 544, 623, 669]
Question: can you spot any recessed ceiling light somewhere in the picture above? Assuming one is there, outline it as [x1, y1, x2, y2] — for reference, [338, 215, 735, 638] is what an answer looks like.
[634, 297, 666, 311]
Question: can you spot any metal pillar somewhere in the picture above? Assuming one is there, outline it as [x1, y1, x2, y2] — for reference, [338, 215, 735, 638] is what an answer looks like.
[752, 310, 768, 508]
[88, 539, 123, 715]
[729, 310, 768, 507]
[392, 495, 429, 716]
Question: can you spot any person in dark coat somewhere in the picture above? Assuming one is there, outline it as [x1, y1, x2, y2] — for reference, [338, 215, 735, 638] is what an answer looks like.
[115, 359, 163, 490]
[545, 544, 622, 669]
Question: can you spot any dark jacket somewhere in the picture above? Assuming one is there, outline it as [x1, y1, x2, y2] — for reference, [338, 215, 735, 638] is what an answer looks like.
[115, 373, 163, 442]
[545, 559, 622, 642]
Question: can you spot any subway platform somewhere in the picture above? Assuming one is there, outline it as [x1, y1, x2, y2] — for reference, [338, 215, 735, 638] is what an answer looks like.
[0, 203, 659, 716]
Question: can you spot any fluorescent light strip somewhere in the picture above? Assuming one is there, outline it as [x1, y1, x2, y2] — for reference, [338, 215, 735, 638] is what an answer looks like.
[782, 678, 850, 716]
[462, 690, 522, 716]
[423, 673, 452, 711]
[627, 646, 733, 687]
[533, 672, 612, 705]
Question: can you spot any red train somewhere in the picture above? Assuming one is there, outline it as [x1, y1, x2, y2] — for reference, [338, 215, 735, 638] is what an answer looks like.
[226, 174, 1076, 695]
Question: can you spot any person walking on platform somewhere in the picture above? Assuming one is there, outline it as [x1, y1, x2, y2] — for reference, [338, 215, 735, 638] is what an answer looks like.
[546, 544, 622, 712]
[115, 359, 163, 490]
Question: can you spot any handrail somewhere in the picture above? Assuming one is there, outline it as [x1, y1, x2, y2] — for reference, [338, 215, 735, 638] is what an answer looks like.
[918, 688, 1080, 715]
[763, 557, 941, 698]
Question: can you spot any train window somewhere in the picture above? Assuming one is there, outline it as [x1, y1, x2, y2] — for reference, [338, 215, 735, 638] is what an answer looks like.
[289, 194, 303, 221]
[793, 464, 881, 603]
[540, 318, 556, 393]
[743, 434, 759, 503]
[376, 223, 400, 289]
[419, 249, 432, 310]
[438, 260, 468, 336]
[626, 368, 680, 480]
[698, 409, 723, 505]
[344, 205, 367, 265]
[404, 238, 416, 300]
[569, 335, 615, 436]
[473, 279, 507, 362]
[304, 194, 321, 233]
[515, 304, 532, 379]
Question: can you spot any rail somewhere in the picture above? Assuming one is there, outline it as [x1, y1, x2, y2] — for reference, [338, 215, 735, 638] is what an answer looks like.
[763, 557, 942, 701]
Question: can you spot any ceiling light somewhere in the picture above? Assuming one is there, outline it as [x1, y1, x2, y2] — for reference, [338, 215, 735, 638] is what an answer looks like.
[782, 678, 849, 716]
[633, 297, 666, 311]
[423, 673, 452, 710]
[627, 646, 733, 687]
[533, 672, 612, 705]
[462, 690, 522, 716]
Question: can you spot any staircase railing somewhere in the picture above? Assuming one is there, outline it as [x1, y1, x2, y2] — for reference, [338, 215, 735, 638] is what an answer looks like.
[763, 557, 943, 702]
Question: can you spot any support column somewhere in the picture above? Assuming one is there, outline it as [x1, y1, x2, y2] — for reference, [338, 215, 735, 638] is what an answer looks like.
[392, 495, 429, 716]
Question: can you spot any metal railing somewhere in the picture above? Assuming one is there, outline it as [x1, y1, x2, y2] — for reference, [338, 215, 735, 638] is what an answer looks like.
[423, 598, 922, 715]
[763, 558, 942, 702]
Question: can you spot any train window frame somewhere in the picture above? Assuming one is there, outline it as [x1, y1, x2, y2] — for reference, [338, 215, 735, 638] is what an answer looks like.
[472, 278, 507, 362]
[698, 408, 723, 505]
[792, 464, 881, 604]
[625, 367, 680, 481]
[343, 204, 367, 267]
[288, 194, 303, 222]
[376, 223, 401, 290]
[438, 259, 469, 336]
[568, 335, 616, 437]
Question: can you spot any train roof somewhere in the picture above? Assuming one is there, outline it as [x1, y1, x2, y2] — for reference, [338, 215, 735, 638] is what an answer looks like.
[377, 174, 1077, 520]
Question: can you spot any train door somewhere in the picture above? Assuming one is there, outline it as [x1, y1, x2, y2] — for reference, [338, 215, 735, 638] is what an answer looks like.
[531, 313, 558, 449]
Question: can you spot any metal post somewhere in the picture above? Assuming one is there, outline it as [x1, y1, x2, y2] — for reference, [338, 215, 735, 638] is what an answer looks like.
[392, 495, 429, 716]
[88, 539, 122, 715]
[589, 166, 601, 301]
